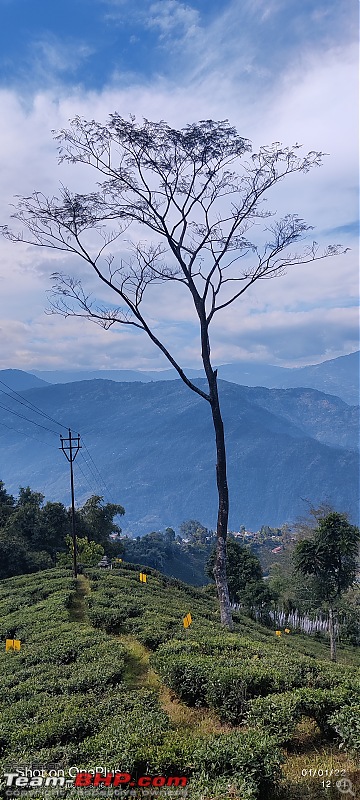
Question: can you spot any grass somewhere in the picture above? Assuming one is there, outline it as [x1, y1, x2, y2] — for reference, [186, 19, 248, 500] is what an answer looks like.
[67, 574, 90, 622]
[119, 634, 160, 689]
[277, 726, 359, 799]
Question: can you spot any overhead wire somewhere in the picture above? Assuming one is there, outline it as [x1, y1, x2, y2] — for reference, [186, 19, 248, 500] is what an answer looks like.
[0, 419, 54, 448]
[78, 453, 102, 495]
[0, 401, 60, 436]
[0, 379, 116, 505]
[73, 458, 98, 498]
[0, 378, 68, 431]
[76, 454, 101, 497]
[81, 438, 113, 501]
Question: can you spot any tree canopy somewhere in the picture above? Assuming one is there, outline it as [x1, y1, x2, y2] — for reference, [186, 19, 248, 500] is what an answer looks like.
[294, 511, 359, 605]
[294, 510, 360, 660]
[0, 481, 126, 579]
[206, 535, 273, 615]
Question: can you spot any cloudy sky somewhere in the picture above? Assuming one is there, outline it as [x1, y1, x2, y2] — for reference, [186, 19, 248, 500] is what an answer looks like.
[0, 0, 358, 372]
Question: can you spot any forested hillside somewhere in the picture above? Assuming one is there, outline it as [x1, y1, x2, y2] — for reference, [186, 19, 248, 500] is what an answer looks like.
[0, 380, 358, 534]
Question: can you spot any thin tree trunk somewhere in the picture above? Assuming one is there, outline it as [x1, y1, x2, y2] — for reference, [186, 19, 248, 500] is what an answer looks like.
[193, 299, 233, 629]
[329, 606, 337, 662]
[208, 372, 233, 629]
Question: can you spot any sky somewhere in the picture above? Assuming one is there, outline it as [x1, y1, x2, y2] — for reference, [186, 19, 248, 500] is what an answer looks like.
[0, 0, 358, 372]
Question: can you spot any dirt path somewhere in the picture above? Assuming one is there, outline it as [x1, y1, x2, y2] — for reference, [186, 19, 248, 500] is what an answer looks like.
[67, 575, 91, 622]
[118, 633, 231, 736]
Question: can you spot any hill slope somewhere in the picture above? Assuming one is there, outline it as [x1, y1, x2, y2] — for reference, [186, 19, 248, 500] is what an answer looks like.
[217, 350, 360, 405]
[0, 368, 49, 390]
[32, 350, 359, 405]
[0, 567, 358, 800]
[0, 379, 358, 533]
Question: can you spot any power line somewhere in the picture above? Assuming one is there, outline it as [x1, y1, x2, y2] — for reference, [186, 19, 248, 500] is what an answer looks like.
[0, 378, 68, 431]
[76, 454, 101, 496]
[81, 438, 113, 501]
[74, 459, 96, 494]
[0, 419, 54, 448]
[0, 384, 116, 506]
[0, 402, 60, 436]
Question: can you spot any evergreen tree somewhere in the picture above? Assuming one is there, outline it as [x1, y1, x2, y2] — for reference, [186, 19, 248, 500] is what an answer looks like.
[294, 511, 360, 661]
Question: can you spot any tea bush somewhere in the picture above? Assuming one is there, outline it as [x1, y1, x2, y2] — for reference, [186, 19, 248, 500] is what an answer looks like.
[156, 653, 211, 705]
[246, 692, 300, 744]
[0, 564, 358, 800]
[206, 664, 279, 723]
[72, 688, 171, 770]
[85, 568, 218, 647]
[152, 634, 357, 725]
[328, 704, 360, 755]
[191, 729, 283, 798]
[246, 682, 360, 744]
[134, 727, 283, 799]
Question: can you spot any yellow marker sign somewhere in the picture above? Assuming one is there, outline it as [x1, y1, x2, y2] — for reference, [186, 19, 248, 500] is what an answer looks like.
[139, 572, 147, 583]
[275, 630, 282, 637]
[284, 628, 291, 634]
[6, 639, 21, 651]
[183, 613, 192, 628]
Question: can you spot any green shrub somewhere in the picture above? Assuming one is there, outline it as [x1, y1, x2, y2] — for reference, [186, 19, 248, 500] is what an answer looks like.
[75, 689, 170, 769]
[87, 606, 124, 634]
[154, 653, 210, 705]
[141, 728, 282, 800]
[192, 730, 283, 798]
[295, 681, 359, 736]
[328, 704, 360, 755]
[206, 665, 279, 724]
[247, 692, 302, 743]
[246, 683, 360, 745]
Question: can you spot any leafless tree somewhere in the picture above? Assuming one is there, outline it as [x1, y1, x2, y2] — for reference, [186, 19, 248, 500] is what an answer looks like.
[1, 116, 346, 628]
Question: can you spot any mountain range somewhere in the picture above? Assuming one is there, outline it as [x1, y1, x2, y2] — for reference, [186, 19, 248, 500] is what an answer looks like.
[0, 377, 358, 534]
[27, 350, 359, 406]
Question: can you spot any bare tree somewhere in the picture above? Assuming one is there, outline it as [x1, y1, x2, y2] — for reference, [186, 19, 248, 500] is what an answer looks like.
[1, 116, 345, 628]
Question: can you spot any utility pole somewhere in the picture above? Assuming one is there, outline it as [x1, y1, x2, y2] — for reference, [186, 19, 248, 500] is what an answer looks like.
[60, 429, 81, 578]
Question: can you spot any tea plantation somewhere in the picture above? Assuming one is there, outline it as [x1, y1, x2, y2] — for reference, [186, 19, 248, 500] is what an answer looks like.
[0, 566, 359, 800]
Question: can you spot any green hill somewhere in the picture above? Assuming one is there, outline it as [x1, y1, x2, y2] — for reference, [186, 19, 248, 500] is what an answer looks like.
[0, 567, 359, 800]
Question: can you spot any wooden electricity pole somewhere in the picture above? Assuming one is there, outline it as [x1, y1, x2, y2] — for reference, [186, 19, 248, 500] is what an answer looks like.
[60, 429, 81, 578]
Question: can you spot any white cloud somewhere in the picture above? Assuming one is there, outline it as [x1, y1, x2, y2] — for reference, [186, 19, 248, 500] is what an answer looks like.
[147, 0, 200, 39]
[0, 11, 357, 371]
[32, 38, 94, 75]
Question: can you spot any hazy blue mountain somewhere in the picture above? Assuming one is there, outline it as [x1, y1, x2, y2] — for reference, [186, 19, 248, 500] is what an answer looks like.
[0, 379, 358, 534]
[265, 351, 359, 406]
[215, 351, 359, 405]
[31, 368, 155, 384]
[243, 386, 359, 452]
[32, 350, 359, 405]
[0, 369, 49, 391]
[32, 367, 203, 383]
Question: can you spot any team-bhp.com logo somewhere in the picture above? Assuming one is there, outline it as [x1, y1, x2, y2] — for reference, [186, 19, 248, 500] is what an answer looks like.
[74, 772, 188, 788]
[3, 771, 188, 790]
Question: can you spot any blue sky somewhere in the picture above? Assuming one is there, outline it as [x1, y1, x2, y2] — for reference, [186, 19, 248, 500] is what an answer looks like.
[0, 0, 358, 371]
[0, 0, 355, 97]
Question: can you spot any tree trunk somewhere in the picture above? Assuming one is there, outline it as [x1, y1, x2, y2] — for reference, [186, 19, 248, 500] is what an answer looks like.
[328, 606, 337, 662]
[193, 298, 233, 629]
[208, 373, 233, 629]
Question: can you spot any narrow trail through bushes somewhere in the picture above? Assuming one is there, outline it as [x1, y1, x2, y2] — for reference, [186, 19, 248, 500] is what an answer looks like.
[67, 575, 90, 622]
[117, 633, 232, 735]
